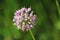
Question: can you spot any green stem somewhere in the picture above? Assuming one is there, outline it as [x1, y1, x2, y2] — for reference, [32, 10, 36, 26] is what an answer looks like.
[56, 0, 60, 16]
[29, 29, 35, 40]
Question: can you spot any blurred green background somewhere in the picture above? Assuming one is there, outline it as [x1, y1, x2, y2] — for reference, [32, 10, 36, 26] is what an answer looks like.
[0, 0, 60, 40]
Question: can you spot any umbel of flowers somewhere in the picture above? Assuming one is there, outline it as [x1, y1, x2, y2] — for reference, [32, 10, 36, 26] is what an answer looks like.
[13, 7, 36, 31]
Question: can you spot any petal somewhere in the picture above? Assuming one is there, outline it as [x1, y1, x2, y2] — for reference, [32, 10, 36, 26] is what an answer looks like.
[22, 24, 25, 31]
[17, 25, 21, 29]
[30, 11, 33, 17]
[13, 19, 15, 22]
[28, 7, 31, 12]
[13, 23, 16, 25]
[30, 24, 33, 28]
[26, 24, 30, 31]
[15, 10, 21, 15]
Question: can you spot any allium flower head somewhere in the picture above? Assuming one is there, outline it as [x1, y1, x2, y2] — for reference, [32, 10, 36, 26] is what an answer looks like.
[13, 7, 37, 31]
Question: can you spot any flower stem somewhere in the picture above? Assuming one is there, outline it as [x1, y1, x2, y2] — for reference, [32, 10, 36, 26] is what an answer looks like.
[29, 29, 35, 40]
[56, 0, 60, 16]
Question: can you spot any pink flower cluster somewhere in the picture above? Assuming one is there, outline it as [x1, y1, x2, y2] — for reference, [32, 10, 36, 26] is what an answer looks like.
[13, 7, 36, 31]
